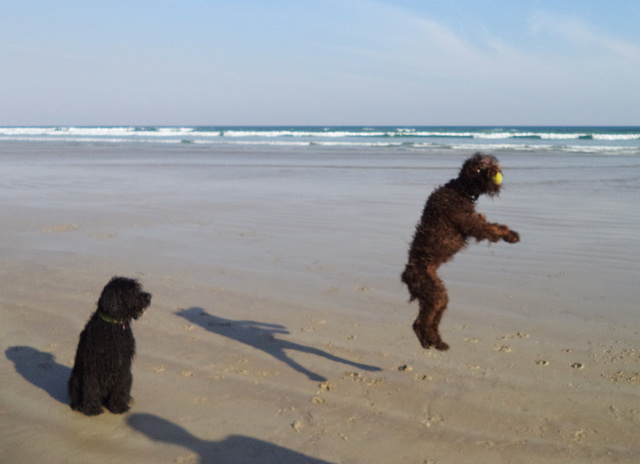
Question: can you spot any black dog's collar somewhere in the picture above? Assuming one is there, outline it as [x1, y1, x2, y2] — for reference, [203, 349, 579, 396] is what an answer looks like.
[448, 178, 479, 204]
[98, 312, 127, 329]
[466, 192, 479, 203]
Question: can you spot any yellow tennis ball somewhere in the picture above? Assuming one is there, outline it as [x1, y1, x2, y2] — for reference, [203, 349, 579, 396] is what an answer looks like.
[492, 172, 503, 185]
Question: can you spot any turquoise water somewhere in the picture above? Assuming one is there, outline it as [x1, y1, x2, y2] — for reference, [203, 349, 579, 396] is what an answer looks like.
[1, 126, 639, 155]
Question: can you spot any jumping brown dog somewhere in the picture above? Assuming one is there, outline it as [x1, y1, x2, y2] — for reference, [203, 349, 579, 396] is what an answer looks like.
[402, 153, 519, 350]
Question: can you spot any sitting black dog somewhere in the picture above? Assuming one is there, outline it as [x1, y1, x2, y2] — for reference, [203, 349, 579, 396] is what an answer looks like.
[68, 277, 151, 415]
[402, 153, 519, 351]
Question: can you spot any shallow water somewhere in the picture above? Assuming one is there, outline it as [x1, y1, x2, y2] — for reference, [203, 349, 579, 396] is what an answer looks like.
[2, 142, 638, 327]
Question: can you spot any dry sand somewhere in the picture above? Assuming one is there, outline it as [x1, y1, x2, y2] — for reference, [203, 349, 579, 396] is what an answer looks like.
[1, 144, 639, 463]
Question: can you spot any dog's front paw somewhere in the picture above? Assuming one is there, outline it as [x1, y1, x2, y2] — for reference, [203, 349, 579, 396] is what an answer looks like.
[503, 230, 519, 243]
[106, 402, 131, 414]
[74, 403, 104, 416]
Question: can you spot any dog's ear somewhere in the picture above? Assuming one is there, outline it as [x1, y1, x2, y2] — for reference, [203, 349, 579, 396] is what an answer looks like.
[97, 281, 124, 317]
[459, 153, 485, 181]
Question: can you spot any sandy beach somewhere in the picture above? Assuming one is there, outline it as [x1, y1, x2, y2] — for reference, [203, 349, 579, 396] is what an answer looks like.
[2, 142, 639, 463]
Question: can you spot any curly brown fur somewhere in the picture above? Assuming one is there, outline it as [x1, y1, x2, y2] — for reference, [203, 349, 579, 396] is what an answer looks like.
[402, 153, 519, 350]
[68, 277, 151, 416]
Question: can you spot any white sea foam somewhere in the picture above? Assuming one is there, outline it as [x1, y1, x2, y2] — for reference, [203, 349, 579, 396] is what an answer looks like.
[0, 126, 638, 155]
[593, 133, 640, 141]
[220, 130, 388, 138]
[194, 140, 312, 147]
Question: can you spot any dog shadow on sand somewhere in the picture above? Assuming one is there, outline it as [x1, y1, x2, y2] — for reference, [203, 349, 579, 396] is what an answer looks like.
[128, 413, 335, 464]
[177, 307, 381, 382]
[5, 346, 71, 405]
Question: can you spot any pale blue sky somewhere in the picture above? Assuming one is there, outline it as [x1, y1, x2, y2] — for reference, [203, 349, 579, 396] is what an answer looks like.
[2, 0, 639, 125]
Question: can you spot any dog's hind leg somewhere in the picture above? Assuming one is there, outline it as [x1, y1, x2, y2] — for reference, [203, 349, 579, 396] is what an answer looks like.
[430, 282, 449, 351]
[68, 370, 82, 411]
[413, 269, 449, 351]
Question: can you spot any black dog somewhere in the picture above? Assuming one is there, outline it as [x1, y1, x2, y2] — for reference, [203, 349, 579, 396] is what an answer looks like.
[68, 277, 151, 415]
[402, 153, 519, 351]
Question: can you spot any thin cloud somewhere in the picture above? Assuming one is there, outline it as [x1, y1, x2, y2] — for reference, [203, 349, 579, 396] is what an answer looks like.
[529, 11, 640, 58]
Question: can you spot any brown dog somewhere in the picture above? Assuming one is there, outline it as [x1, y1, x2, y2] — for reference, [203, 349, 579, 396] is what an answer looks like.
[402, 153, 519, 350]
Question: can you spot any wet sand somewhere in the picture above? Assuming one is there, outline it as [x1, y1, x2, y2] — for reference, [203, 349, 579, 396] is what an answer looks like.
[2, 143, 639, 463]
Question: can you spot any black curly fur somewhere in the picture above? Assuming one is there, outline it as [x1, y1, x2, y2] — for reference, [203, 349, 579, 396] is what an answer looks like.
[68, 277, 151, 416]
[402, 153, 519, 351]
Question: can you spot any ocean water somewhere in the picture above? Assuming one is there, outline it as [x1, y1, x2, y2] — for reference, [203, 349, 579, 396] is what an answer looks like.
[1, 126, 639, 155]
